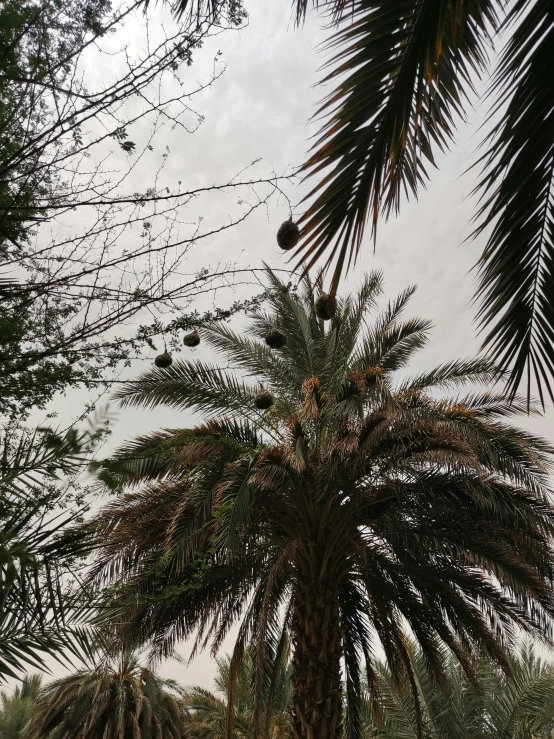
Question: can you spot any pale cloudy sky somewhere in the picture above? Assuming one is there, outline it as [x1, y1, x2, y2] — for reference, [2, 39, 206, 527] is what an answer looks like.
[24, 0, 554, 693]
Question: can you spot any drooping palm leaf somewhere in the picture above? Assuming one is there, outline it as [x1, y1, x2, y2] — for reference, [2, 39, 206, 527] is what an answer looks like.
[185, 649, 292, 739]
[471, 0, 554, 406]
[293, 0, 498, 294]
[141, 0, 246, 25]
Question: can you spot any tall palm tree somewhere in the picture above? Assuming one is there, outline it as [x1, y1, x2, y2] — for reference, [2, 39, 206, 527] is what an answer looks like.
[0, 674, 42, 739]
[363, 641, 554, 738]
[186, 650, 292, 739]
[30, 652, 187, 739]
[146, 0, 554, 404]
[92, 268, 554, 739]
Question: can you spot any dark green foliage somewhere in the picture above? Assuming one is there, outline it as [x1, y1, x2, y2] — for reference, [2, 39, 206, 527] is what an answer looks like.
[0, 415, 110, 681]
[0, 675, 43, 739]
[471, 0, 554, 405]
[185, 650, 292, 739]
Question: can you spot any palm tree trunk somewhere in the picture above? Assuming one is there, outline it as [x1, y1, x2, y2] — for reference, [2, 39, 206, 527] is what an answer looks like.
[291, 578, 342, 739]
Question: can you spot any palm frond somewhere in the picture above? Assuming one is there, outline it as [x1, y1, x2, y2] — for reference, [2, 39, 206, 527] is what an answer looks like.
[113, 361, 257, 416]
[294, 0, 498, 294]
[471, 0, 554, 406]
[0, 417, 107, 681]
[399, 357, 498, 393]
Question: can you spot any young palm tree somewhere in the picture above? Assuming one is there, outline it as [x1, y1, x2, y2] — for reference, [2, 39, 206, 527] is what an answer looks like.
[363, 641, 554, 739]
[186, 650, 292, 739]
[30, 652, 187, 739]
[0, 674, 42, 739]
[92, 268, 554, 739]
[145, 0, 554, 404]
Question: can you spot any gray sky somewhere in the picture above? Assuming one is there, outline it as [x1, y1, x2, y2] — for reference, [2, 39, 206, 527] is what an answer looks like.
[22, 0, 554, 694]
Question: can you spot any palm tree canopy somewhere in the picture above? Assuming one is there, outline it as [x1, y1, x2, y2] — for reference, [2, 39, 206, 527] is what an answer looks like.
[364, 641, 554, 739]
[92, 268, 554, 739]
[30, 653, 187, 739]
[185, 650, 292, 739]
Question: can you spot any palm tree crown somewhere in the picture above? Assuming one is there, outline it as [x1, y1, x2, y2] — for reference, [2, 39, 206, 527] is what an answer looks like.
[30, 652, 187, 739]
[92, 268, 554, 739]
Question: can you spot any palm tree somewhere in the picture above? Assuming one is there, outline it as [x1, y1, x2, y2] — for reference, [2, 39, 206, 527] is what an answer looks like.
[186, 650, 292, 739]
[144, 0, 554, 404]
[363, 641, 554, 739]
[30, 652, 187, 739]
[0, 674, 42, 739]
[92, 268, 554, 739]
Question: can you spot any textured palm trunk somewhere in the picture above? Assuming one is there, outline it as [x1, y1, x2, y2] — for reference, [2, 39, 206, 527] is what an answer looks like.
[291, 578, 342, 739]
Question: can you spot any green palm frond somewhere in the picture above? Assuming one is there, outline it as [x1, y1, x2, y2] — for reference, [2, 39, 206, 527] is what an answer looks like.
[471, 0, 554, 406]
[0, 415, 109, 681]
[293, 0, 498, 294]
[364, 640, 554, 739]
[0, 674, 43, 739]
[114, 360, 257, 415]
[185, 648, 292, 739]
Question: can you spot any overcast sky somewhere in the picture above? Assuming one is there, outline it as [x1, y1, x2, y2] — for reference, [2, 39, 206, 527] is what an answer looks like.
[22, 0, 554, 693]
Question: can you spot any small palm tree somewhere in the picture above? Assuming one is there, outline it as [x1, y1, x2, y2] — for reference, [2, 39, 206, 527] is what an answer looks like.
[0, 674, 42, 739]
[186, 650, 292, 739]
[92, 268, 554, 739]
[363, 641, 554, 739]
[30, 652, 187, 739]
